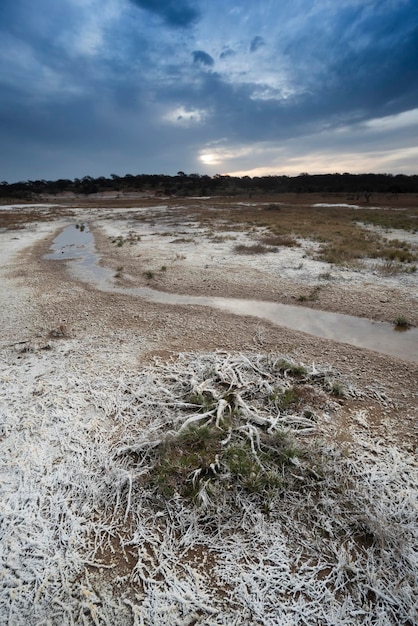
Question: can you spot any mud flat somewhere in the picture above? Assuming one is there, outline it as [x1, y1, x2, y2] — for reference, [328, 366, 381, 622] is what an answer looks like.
[1, 196, 417, 625]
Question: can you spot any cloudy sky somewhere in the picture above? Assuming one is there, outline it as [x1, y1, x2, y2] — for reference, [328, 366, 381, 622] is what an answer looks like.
[1, 0, 418, 182]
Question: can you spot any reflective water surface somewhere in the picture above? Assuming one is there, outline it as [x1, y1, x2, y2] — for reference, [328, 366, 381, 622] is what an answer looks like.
[44, 225, 418, 362]
[44, 225, 94, 259]
[44, 225, 113, 282]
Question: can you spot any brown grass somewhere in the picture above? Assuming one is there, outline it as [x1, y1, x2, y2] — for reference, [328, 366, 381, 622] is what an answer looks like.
[259, 234, 300, 247]
[234, 243, 275, 255]
[0, 209, 57, 230]
[2, 193, 417, 267]
[181, 196, 418, 267]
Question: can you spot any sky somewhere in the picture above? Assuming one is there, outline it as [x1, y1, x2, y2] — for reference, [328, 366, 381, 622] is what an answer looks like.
[1, 0, 418, 183]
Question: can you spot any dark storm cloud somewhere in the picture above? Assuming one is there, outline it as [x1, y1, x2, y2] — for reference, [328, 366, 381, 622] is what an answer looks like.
[250, 36, 265, 53]
[129, 0, 200, 28]
[282, 1, 418, 103]
[192, 50, 214, 67]
[219, 48, 235, 60]
[1, 0, 418, 181]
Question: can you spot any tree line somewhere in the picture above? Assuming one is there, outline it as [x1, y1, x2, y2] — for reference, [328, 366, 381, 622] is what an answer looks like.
[1, 172, 418, 199]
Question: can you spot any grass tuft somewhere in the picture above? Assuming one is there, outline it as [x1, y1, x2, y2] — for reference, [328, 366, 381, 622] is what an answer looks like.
[128, 353, 352, 511]
[393, 316, 411, 330]
[297, 285, 321, 302]
[234, 243, 274, 255]
[148, 420, 300, 505]
[259, 234, 300, 247]
[274, 359, 308, 377]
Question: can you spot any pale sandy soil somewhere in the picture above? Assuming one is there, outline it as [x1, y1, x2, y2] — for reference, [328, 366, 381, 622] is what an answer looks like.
[0, 198, 417, 625]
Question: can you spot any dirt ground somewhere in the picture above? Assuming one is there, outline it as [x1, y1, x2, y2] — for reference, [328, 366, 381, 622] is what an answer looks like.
[0, 194, 417, 624]
[2, 194, 417, 446]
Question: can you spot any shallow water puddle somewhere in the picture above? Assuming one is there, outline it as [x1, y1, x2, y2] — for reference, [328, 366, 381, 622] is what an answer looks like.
[44, 225, 418, 362]
[44, 224, 112, 281]
[44, 224, 93, 259]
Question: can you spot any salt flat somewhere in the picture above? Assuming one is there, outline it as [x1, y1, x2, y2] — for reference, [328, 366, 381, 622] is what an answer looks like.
[1, 196, 417, 625]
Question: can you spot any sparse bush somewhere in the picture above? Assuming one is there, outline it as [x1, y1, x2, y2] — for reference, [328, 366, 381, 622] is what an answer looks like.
[326, 379, 347, 398]
[170, 237, 194, 244]
[234, 243, 274, 254]
[393, 316, 411, 330]
[268, 386, 300, 410]
[274, 359, 308, 377]
[259, 234, 300, 247]
[318, 271, 333, 280]
[377, 261, 403, 275]
[210, 234, 236, 243]
[148, 419, 300, 505]
[297, 286, 321, 302]
[127, 353, 349, 511]
[49, 324, 68, 338]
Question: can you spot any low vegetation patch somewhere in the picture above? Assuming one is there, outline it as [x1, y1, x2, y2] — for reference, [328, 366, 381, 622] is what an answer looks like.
[3, 349, 416, 624]
[117, 353, 355, 511]
[0, 208, 58, 229]
[318, 271, 334, 280]
[234, 243, 275, 254]
[297, 285, 322, 302]
[317, 230, 418, 266]
[393, 315, 411, 330]
[259, 233, 300, 247]
[170, 236, 194, 244]
[148, 414, 299, 506]
[111, 231, 141, 247]
[192, 201, 417, 267]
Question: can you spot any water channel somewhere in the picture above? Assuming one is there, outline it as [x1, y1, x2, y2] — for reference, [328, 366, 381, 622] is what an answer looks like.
[44, 224, 418, 363]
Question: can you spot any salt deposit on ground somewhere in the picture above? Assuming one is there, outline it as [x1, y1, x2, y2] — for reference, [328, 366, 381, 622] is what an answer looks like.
[1, 347, 417, 625]
[1, 200, 417, 625]
[95, 205, 418, 297]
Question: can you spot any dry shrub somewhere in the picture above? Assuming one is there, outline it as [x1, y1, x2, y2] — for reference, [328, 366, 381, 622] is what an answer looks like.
[377, 261, 404, 275]
[234, 243, 274, 254]
[260, 234, 300, 247]
[0, 209, 56, 229]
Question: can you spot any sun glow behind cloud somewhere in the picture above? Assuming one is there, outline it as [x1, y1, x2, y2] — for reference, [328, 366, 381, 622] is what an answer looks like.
[1, 0, 417, 181]
[226, 145, 418, 178]
[199, 153, 219, 165]
[199, 143, 258, 169]
[203, 107, 418, 177]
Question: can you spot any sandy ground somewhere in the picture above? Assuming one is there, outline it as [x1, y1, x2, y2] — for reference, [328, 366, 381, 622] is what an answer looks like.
[12, 199, 416, 434]
[0, 198, 417, 625]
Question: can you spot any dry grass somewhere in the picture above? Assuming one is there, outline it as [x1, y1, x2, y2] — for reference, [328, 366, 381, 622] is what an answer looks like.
[181, 197, 418, 266]
[170, 237, 194, 244]
[297, 285, 322, 302]
[2, 193, 417, 267]
[234, 243, 274, 254]
[376, 260, 417, 275]
[0, 209, 57, 229]
[259, 233, 300, 247]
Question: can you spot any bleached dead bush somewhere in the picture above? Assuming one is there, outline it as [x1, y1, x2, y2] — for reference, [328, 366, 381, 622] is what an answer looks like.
[0, 350, 416, 625]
